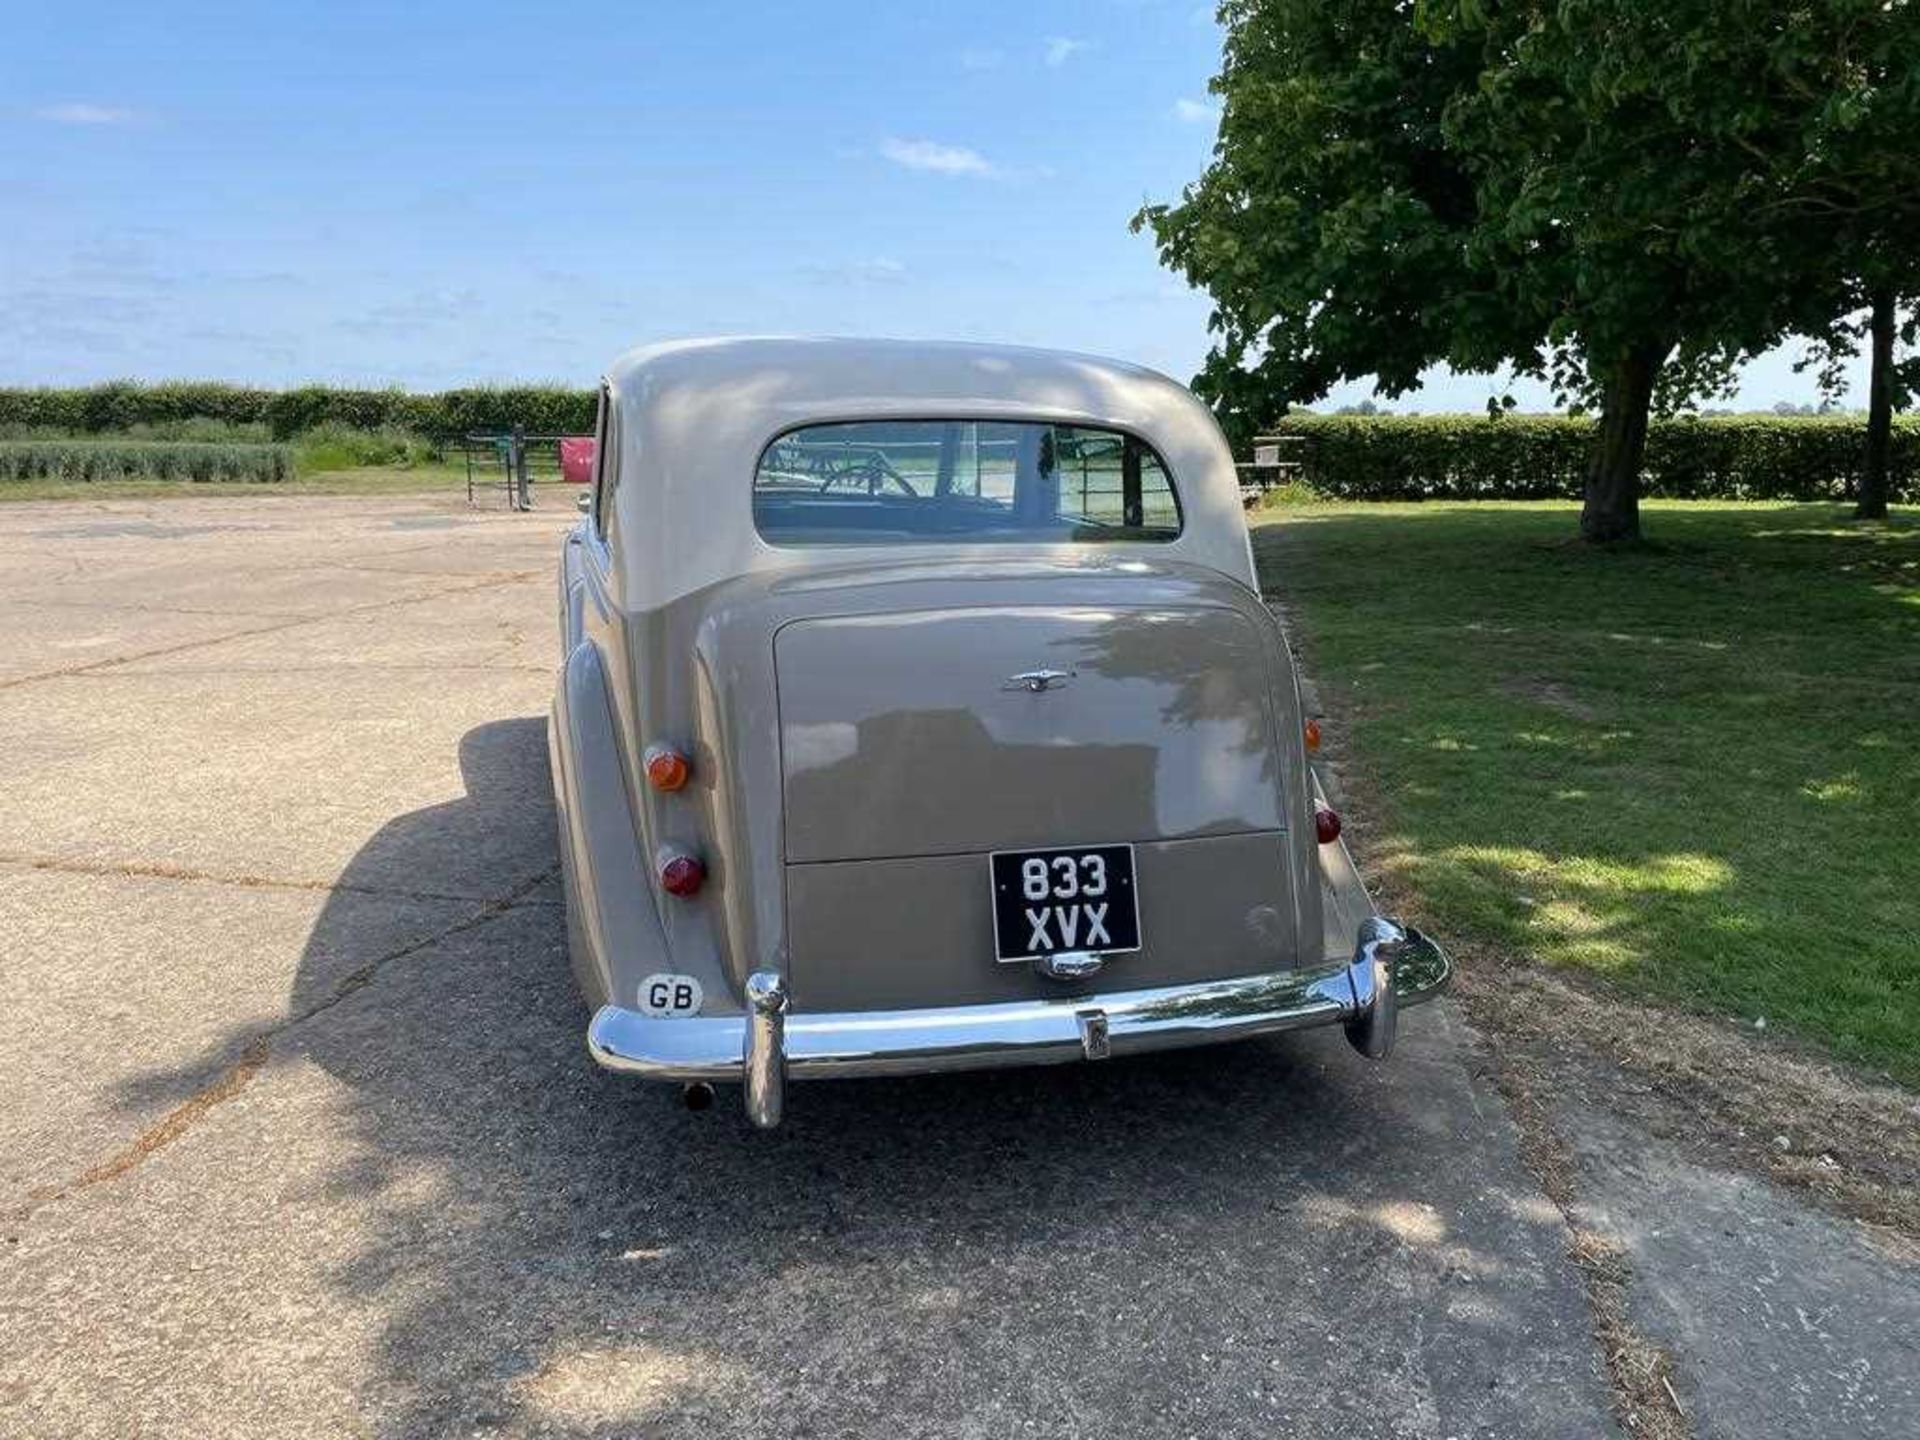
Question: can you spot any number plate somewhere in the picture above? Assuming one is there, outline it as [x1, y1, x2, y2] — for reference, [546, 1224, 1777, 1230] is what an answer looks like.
[988, 844, 1141, 964]
[637, 973, 704, 1017]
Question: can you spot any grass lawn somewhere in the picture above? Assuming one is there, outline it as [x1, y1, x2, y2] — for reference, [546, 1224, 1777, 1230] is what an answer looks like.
[0, 464, 476, 503]
[1254, 500, 1920, 1084]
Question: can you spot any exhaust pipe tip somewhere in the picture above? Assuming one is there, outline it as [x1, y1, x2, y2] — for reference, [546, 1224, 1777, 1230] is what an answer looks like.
[681, 1081, 715, 1113]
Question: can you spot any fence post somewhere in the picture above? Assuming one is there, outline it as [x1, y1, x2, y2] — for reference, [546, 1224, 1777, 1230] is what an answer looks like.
[512, 423, 531, 511]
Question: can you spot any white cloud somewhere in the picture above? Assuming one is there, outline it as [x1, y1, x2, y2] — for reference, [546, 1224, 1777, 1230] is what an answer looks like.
[958, 47, 1004, 72]
[1172, 97, 1221, 124]
[851, 257, 907, 282]
[335, 288, 486, 337]
[36, 103, 136, 126]
[879, 137, 996, 177]
[803, 257, 909, 285]
[1043, 37, 1091, 67]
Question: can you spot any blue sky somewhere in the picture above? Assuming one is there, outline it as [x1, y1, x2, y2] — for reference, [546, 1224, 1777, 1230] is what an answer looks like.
[1, 0, 1865, 409]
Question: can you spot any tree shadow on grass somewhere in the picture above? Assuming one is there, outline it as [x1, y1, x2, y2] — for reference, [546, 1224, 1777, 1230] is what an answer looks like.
[270, 716, 1613, 1438]
[1256, 500, 1920, 1076]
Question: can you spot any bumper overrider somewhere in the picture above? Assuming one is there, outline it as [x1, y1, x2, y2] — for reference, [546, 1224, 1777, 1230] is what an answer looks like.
[587, 917, 1450, 1128]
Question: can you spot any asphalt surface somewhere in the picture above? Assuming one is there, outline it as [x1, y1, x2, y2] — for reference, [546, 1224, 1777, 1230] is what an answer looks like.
[0, 492, 1634, 1436]
[1560, 1098, 1920, 1438]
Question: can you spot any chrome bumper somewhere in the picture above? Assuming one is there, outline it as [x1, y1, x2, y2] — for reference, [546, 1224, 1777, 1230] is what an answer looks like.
[587, 917, 1449, 1128]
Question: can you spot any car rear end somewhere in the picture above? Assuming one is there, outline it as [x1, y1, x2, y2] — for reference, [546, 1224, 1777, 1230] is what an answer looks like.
[571, 406, 1449, 1125]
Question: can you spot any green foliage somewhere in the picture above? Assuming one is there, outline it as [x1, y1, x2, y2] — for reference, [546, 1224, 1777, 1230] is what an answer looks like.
[256, 385, 595, 440]
[1422, 0, 1882, 390]
[1139, 1, 1919, 416]
[0, 441, 292, 485]
[0, 381, 277, 432]
[0, 383, 597, 440]
[1136, 1, 1920, 538]
[424, 387, 596, 439]
[1133, 0, 1503, 418]
[0, 417, 275, 445]
[0, 415, 439, 474]
[1755, 2, 1920, 391]
[1273, 414, 1920, 502]
[289, 422, 440, 473]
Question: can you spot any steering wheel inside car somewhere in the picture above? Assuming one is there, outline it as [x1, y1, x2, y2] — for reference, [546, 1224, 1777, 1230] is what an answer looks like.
[819, 456, 918, 497]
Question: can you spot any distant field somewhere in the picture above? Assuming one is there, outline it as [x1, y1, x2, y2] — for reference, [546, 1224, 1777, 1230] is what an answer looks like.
[0, 412, 531, 502]
[1254, 500, 1920, 1083]
[0, 464, 471, 503]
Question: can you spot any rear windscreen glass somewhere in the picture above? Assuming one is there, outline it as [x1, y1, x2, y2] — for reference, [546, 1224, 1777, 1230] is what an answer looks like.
[753, 419, 1181, 545]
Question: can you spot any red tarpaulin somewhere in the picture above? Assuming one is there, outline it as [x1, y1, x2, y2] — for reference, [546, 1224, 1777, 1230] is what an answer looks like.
[559, 436, 596, 484]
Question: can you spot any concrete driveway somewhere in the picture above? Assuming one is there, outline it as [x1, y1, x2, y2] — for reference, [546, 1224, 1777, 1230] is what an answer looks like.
[0, 494, 1622, 1437]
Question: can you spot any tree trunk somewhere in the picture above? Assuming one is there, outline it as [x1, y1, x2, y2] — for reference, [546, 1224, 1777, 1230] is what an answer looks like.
[1581, 342, 1664, 543]
[1858, 287, 1895, 521]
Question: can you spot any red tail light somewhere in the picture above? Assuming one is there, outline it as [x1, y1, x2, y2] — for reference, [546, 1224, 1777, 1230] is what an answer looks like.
[659, 851, 706, 897]
[645, 744, 691, 792]
[1314, 806, 1342, 845]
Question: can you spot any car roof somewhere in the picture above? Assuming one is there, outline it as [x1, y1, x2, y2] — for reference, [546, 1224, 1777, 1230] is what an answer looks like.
[603, 336, 1181, 412]
[595, 337, 1255, 609]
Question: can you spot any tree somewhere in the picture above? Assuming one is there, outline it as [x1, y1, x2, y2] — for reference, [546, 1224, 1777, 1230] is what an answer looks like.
[1799, 294, 1915, 520]
[1856, 294, 1913, 518]
[1861, 295, 1902, 516]
[1131, 3, 1510, 454]
[1805, 289, 1918, 522]
[1137, 1, 1915, 541]
[1427, 1, 1868, 540]
[1776, 7, 1920, 519]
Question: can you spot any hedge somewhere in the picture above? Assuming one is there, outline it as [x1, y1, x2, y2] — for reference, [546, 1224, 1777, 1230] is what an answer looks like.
[2, 386, 1911, 502]
[0, 382, 278, 434]
[1270, 414, 1920, 502]
[0, 382, 597, 441]
[0, 441, 293, 484]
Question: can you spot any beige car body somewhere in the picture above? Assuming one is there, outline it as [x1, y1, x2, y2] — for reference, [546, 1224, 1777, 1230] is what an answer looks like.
[550, 338, 1448, 1127]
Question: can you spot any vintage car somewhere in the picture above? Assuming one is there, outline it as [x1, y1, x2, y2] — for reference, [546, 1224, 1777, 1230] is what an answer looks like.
[549, 337, 1449, 1127]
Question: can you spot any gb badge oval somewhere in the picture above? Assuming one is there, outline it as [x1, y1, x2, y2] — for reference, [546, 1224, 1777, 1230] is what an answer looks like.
[638, 973, 703, 1017]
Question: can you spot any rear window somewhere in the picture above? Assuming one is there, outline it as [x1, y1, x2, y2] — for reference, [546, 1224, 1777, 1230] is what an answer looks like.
[753, 419, 1181, 545]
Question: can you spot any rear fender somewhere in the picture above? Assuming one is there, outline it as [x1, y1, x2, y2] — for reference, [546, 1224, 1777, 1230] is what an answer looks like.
[551, 639, 736, 1015]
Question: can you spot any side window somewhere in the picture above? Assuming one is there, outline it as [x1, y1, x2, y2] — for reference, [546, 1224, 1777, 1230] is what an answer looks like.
[591, 384, 619, 541]
[1047, 430, 1178, 532]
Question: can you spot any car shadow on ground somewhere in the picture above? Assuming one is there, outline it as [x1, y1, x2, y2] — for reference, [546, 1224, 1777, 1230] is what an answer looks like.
[279, 716, 1594, 1438]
